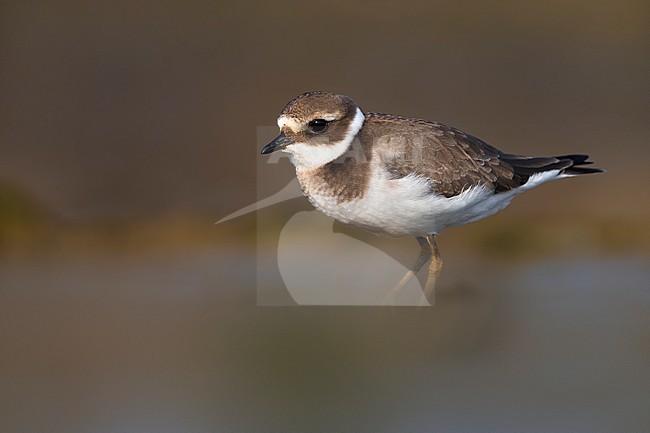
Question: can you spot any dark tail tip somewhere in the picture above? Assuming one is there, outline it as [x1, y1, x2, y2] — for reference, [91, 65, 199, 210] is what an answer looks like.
[564, 166, 605, 175]
[558, 154, 605, 175]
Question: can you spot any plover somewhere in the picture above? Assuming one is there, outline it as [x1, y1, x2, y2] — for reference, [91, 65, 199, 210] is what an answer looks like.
[261, 91, 602, 304]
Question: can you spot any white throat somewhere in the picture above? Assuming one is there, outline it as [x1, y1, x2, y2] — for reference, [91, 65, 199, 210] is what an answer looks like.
[282, 107, 365, 171]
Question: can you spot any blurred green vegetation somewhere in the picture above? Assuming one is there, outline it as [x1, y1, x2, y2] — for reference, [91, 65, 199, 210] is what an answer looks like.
[0, 180, 259, 255]
[448, 215, 650, 259]
[0, 181, 51, 253]
[1, 179, 649, 258]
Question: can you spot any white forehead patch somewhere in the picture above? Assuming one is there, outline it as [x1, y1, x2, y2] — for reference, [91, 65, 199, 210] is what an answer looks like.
[277, 116, 304, 133]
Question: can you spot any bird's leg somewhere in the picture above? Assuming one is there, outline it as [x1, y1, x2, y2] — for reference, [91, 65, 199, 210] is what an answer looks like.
[383, 236, 432, 305]
[421, 234, 443, 305]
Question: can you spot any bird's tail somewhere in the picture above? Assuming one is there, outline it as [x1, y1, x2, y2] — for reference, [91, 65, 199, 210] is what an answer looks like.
[501, 153, 604, 177]
[554, 154, 604, 175]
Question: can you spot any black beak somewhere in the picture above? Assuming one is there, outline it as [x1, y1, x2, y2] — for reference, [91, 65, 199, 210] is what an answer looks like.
[261, 132, 293, 155]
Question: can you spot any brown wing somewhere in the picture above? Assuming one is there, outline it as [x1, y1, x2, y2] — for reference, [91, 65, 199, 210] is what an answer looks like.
[367, 113, 601, 198]
[368, 114, 522, 197]
[415, 125, 526, 197]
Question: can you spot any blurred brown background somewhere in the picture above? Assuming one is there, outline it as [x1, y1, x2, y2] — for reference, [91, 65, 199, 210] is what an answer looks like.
[0, 1, 648, 432]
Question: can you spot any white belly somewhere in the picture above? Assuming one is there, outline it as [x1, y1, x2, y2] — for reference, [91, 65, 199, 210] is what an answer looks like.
[302, 167, 563, 238]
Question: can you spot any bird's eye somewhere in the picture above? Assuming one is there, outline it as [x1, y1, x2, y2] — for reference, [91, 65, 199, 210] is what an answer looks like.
[308, 119, 329, 133]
